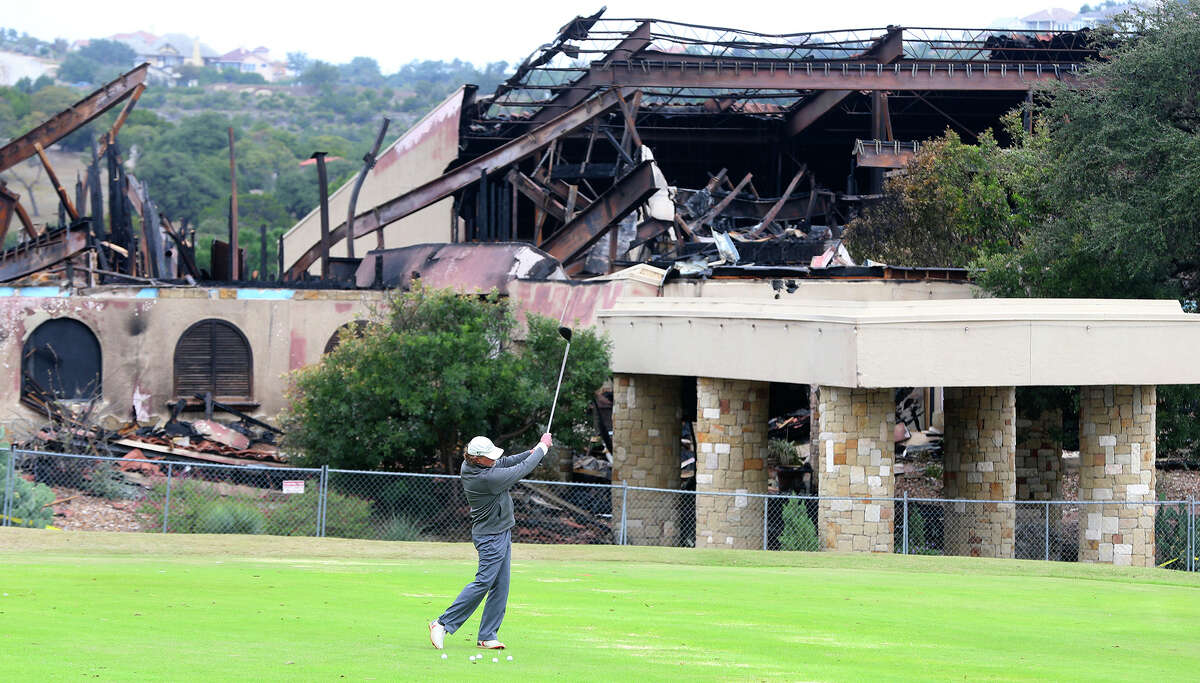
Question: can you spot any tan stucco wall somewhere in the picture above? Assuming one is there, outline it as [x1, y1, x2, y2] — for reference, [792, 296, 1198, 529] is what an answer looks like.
[0, 287, 384, 433]
[281, 88, 467, 274]
[661, 278, 976, 301]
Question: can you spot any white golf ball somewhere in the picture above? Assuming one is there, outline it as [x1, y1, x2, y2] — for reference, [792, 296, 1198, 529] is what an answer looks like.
[507, 655, 513, 661]
[440, 654, 447, 660]
[492, 657, 499, 663]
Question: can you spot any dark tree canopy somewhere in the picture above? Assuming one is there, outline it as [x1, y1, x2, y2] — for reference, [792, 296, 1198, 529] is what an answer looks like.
[282, 284, 612, 473]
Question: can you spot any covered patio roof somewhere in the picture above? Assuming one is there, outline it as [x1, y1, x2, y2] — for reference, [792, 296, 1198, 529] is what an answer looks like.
[596, 298, 1200, 388]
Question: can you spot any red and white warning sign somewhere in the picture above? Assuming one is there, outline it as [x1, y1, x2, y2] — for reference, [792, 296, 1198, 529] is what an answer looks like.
[282, 480, 305, 494]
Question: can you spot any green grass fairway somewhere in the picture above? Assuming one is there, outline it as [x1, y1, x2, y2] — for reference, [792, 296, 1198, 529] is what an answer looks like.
[1, 529, 1197, 681]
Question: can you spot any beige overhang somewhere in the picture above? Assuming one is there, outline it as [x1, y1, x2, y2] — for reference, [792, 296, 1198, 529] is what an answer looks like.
[596, 298, 1200, 388]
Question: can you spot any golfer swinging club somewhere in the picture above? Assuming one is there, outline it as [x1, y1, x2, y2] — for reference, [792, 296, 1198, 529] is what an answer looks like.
[429, 431, 553, 650]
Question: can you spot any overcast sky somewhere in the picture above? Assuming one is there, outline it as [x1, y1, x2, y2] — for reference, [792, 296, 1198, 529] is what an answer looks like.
[13, 0, 1077, 71]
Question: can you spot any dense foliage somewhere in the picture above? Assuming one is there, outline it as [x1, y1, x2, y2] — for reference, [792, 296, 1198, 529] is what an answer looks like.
[848, 0, 1200, 460]
[282, 284, 611, 473]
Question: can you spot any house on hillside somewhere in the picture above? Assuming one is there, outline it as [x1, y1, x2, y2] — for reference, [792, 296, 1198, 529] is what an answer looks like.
[211, 47, 287, 82]
[106, 32, 218, 69]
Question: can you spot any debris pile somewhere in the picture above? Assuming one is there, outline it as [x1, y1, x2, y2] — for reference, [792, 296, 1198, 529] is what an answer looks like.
[21, 391, 288, 468]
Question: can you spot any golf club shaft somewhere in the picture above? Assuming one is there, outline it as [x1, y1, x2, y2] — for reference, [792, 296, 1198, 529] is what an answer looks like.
[545, 341, 571, 433]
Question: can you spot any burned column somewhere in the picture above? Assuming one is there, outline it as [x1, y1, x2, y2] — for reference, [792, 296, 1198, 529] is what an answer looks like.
[694, 377, 769, 549]
[817, 386, 895, 552]
[942, 386, 1017, 559]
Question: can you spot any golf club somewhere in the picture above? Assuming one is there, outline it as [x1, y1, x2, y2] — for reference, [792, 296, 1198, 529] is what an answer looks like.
[545, 325, 572, 433]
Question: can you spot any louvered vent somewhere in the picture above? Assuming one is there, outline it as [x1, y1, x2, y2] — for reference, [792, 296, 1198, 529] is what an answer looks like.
[173, 319, 252, 399]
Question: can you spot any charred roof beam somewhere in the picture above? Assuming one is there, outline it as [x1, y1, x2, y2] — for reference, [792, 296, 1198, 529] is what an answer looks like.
[285, 88, 631, 280]
[0, 63, 149, 173]
[526, 21, 652, 126]
[784, 27, 903, 137]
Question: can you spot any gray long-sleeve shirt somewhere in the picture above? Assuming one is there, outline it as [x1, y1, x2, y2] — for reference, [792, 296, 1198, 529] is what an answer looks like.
[460, 443, 547, 536]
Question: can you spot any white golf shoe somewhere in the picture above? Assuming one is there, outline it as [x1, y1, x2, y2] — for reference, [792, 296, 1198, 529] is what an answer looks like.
[477, 639, 506, 649]
[429, 620, 446, 649]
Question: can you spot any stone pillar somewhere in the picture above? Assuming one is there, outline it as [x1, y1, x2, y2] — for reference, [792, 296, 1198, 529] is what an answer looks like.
[1016, 408, 1063, 501]
[1078, 385, 1156, 567]
[694, 377, 768, 549]
[1015, 407, 1063, 558]
[611, 373, 681, 545]
[817, 386, 894, 552]
[942, 386, 1017, 558]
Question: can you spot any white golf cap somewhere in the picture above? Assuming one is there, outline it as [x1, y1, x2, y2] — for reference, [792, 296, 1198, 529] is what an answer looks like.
[466, 436, 504, 460]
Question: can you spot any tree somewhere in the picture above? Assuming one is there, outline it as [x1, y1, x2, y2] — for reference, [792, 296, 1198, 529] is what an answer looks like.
[282, 284, 612, 473]
[300, 60, 339, 89]
[844, 116, 1048, 268]
[78, 38, 136, 66]
[286, 51, 311, 73]
[56, 53, 101, 84]
[975, 1, 1200, 303]
[340, 57, 383, 87]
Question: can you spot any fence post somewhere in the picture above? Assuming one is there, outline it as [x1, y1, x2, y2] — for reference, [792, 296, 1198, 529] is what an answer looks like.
[163, 462, 173, 534]
[2, 448, 15, 528]
[902, 491, 909, 555]
[619, 481, 628, 546]
[318, 465, 329, 538]
[1189, 496, 1195, 573]
[762, 496, 769, 551]
[1044, 501, 1051, 562]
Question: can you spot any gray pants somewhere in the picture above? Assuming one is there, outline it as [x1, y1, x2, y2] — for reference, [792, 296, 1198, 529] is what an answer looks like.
[437, 529, 511, 641]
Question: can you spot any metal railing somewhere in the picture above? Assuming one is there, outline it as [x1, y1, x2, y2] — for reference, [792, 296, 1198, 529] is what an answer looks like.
[3, 448, 1195, 571]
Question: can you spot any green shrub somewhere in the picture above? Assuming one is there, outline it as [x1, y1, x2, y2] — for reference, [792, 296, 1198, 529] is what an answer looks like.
[778, 498, 818, 551]
[194, 500, 266, 534]
[768, 439, 800, 466]
[1, 450, 54, 528]
[321, 489, 375, 539]
[83, 461, 130, 500]
[380, 514, 426, 542]
[262, 488, 373, 538]
[1155, 502, 1199, 570]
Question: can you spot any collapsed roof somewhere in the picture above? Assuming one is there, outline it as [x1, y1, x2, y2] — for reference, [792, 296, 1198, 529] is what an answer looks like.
[284, 10, 1098, 281]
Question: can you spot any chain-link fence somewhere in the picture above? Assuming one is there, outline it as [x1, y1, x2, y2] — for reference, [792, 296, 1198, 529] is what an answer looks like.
[2, 448, 1196, 572]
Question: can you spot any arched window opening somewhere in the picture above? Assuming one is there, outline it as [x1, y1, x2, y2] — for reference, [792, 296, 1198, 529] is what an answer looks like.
[323, 320, 369, 355]
[173, 319, 253, 400]
[21, 318, 102, 403]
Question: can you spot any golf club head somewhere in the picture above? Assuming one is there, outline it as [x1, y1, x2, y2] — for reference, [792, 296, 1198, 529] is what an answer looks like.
[557, 326, 572, 342]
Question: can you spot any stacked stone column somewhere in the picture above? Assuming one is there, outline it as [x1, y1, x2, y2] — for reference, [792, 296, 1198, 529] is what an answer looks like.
[817, 386, 895, 552]
[1016, 408, 1063, 502]
[1015, 407, 1063, 558]
[610, 374, 682, 545]
[942, 386, 1017, 558]
[1078, 385, 1156, 567]
[694, 377, 768, 549]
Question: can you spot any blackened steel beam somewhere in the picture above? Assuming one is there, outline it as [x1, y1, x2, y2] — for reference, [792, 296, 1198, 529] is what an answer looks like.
[311, 151, 331, 278]
[563, 57, 1070, 95]
[32, 142, 79, 221]
[0, 63, 149, 173]
[785, 27, 903, 137]
[0, 186, 16, 246]
[527, 22, 651, 126]
[228, 127, 239, 280]
[538, 161, 657, 266]
[506, 169, 568, 223]
[0, 226, 89, 282]
[285, 88, 627, 279]
[346, 117, 390, 259]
